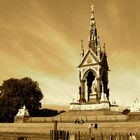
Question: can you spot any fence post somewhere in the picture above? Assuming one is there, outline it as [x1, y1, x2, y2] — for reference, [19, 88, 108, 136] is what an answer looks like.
[54, 120, 58, 131]
[101, 132, 103, 140]
[50, 130, 53, 140]
[110, 133, 112, 140]
[62, 130, 65, 140]
[74, 132, 77, 140]
[78, 131, 80, 140]
[126, 133, 129, 140]
[66, 131, 69, 140]
[74, 131, 80, 140]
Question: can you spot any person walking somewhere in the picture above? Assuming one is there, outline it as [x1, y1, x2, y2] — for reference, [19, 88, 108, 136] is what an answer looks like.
[94, 123, 98, 130]
[129, 133, 137, 140]
[88, 123, 94, 140]
[88, 123, 94, 134]
[132, 133, 137, 140]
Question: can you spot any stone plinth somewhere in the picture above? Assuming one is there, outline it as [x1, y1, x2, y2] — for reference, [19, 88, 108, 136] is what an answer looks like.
[14, 106, 29, 123]
[70, 101, 110, 111]
[110, 104, 118, 112]
[89, 93, 97, 103]
[14, 115, 24, 123]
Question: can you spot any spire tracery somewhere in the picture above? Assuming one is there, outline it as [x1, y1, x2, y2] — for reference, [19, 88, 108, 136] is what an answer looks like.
[88, 5, 98, 53]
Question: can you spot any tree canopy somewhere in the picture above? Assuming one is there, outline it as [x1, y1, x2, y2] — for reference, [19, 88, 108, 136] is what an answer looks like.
[0, 77, 43, 122]
[122, 109, 130, 115]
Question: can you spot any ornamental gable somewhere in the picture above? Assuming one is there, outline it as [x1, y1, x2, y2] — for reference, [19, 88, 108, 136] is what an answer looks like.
[79, 49, 100, 68]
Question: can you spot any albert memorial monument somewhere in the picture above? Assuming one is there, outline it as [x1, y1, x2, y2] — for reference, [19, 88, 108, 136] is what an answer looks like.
[70, 5, 118, 111]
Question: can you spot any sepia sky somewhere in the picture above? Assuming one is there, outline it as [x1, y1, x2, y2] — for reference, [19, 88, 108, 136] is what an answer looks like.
[0, 0, 140, 107]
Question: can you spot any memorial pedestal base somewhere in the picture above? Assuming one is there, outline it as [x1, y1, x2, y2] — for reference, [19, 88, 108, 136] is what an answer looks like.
[70, 101, 110, 111]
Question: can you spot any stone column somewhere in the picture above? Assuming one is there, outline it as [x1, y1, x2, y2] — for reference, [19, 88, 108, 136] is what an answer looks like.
[96, 77, 101, 101]
[79, 80, 86, 103]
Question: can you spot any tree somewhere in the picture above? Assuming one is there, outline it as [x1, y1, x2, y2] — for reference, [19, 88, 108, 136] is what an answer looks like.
[122, 109, 130, 115]
[20, 77, 43, 115]
[0, 78, 22, 122]
[31, 108, 59, 117]
[0, 77, 43, 122]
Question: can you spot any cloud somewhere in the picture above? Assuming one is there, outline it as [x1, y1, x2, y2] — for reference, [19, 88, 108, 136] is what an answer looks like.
[110, 70, 140, 106]
[0, 0, 140, 107]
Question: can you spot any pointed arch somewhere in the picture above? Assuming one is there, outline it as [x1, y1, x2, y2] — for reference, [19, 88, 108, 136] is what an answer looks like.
[82, 69, 97, 80]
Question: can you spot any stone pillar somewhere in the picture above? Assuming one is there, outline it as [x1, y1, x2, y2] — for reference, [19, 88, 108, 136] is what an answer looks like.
[96, 77, 101, 101]
[79, 80, 86, 103]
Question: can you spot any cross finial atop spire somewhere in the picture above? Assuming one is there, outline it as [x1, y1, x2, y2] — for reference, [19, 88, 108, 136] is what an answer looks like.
[91, 4, 94, 13]
[91, 4, 94, 12]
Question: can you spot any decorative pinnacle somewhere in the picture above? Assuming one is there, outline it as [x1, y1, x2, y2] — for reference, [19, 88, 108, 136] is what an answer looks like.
[97, 36, 101, 48]
[91, 5, 95, 20]
[81, 40, 84, 57]
[103, 43, 106, 53]
[81, 40, 84, 49]
[97, 36, 100, 42]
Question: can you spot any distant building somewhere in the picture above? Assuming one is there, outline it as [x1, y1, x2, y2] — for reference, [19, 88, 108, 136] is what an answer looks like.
[70, 5, 117, 111]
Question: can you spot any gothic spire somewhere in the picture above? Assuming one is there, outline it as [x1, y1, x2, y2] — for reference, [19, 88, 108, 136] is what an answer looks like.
[88, 5, 98, 53]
